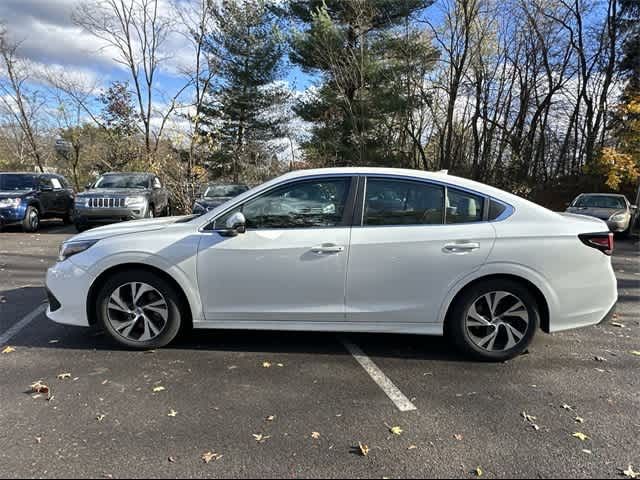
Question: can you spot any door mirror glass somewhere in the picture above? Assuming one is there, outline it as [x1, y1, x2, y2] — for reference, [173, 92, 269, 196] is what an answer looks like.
[220, 211, 246, 236]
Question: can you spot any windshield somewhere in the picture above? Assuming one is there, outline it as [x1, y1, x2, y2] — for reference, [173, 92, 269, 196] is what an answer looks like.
[573, 195, 626, 209]
[204, 185, 249, 198]
[0, 174, 36, 191]
[94, 174, 150, 189]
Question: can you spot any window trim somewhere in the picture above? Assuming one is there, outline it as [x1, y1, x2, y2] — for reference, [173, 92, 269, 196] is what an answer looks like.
[356, 174, 514, 227]
[202, 175, 359, 232]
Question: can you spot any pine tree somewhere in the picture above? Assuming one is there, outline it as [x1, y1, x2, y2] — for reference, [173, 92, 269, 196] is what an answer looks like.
[289, 0, 435, 167]
[200, 0, 288, 182]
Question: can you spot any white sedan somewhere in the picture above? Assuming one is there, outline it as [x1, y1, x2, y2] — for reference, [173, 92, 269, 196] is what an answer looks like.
[46, 168, 618, 361]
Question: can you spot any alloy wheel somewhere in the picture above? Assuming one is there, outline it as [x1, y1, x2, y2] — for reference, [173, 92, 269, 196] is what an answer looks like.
[465, 291, 530, 352]
[106, 282, 169, 342]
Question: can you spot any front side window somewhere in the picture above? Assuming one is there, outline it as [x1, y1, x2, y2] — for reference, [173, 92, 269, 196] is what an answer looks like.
[39, 177, 53, 190]
[363, 178, 444, 226]
[446, 188, 484, 224]
[222, 178, 351, 229]
[50, 178, 63, 190]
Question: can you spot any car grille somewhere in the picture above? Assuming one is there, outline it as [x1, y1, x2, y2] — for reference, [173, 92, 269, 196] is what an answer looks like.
[88, 198, 126, 208]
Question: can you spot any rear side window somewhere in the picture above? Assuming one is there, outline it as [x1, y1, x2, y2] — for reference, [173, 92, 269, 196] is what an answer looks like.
[446, 188, 484, 224]
[364, 178, 444, 226]
[50, 178, 63, 189]
[488, 199, 507, 221]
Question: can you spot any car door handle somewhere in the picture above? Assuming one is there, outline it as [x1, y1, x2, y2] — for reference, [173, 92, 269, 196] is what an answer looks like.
[443, 242, 481, 254]
[311, 244, 345, 254]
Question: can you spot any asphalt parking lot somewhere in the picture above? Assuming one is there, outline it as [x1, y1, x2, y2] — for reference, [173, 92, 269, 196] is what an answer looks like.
[0, 222, 638, 478]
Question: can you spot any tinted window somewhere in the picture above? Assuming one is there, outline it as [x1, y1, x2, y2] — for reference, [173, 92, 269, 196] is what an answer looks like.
[205, 185, 249, 198]
[488, 199, 507, 220]
[94, 174, 150, 189]
[364, 178, 444, 226]
[50, 178, 63, 189]
[445, 188, 484, 224]
[39, 177, 53, 190]
[234, 178, 350, 229]
[0, 174, 36, 190]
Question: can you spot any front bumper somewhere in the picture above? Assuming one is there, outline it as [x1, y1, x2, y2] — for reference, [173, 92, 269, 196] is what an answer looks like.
[45, 259, 94, 327]
[0, 205, 26, 226]
[74, 205, 148, 224]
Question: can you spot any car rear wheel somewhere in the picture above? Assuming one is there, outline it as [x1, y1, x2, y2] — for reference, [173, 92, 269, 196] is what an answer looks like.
[22, 206, 40, 232]
[447, 279, 540, 362]
[96, 270, 183, 349]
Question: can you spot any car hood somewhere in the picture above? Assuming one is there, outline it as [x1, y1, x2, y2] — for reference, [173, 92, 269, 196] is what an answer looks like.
[0, 190, 33, 199]
[77, 188, 151, 197]
[565, 206, 625, 220]
[68, 216, 187, 242]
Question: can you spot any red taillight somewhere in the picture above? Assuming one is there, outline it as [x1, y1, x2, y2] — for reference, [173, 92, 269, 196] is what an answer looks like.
[578, 232, 614, 255]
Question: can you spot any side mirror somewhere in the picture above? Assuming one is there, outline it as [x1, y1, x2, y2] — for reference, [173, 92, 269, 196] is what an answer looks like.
[220, 211, 246, 237]
[631, 205, 638, 211]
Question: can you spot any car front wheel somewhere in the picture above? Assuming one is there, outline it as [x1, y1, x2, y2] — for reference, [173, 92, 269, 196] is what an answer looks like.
[96, 270, 183, 349]
[447, 279, 540, 362]
[22, 206, 40, 232]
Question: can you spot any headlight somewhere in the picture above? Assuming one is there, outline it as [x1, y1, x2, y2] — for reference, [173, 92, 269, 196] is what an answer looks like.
[58, 240, 99, 262]
[0, 198, 22, 208]
[125, 196, 146, 207]
[610, 213, 626, 222]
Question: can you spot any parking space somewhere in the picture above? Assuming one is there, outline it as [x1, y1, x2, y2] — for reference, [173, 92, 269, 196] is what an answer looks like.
[0, 226, 638, 478]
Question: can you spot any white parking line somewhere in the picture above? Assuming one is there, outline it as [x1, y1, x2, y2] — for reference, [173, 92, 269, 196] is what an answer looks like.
[0, 304, 47, 346]
[340, 337, 417, 412]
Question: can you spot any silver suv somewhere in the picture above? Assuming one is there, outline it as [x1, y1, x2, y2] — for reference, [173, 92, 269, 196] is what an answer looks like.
[74, 173, 171, 232]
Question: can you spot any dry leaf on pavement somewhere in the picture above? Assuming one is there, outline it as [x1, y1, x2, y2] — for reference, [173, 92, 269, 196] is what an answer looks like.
[572, 432, 589, 441]
[389, 426, 403, 435]
[265, 415, 275, 422]
[30, 381, 49, 394]
[611, 322, 625, 328]
[561, 404, 574, 411]
[168, 409, 178, 417]
[57, 373, 71, 380]
[168, 456, 176, 463]
[262, 362, 272, 368]
[2, 346, 15, 354]
[622, 466, 639, 479]
[475, 467, 483, 477]
[630, 351, 640, 357]
[575, 416, 584, 423]
[252, 433, 271, 443]
[96, 414, 106, 422]
[358, 443, 370, 456]
[407, 445, 417, 450]
[311, 432, 321, 439]
[201, 451, 222, 464]
[152, 386, 165, 392]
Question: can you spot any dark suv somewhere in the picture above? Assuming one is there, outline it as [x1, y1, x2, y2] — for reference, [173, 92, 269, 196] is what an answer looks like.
[74, 172, 171, 231]
[0, 172, 75, 232]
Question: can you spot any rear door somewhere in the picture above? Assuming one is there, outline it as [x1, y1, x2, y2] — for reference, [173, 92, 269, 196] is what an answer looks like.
[346, 176, 496, 324]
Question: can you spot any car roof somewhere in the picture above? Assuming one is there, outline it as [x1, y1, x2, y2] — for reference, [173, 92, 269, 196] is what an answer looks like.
[102, 172, 153, 176]
[577, 193, 626, 197]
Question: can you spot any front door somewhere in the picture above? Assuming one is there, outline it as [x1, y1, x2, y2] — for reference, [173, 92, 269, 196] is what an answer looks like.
[346, 177, 496, 324]
[197, 176, 355, 323]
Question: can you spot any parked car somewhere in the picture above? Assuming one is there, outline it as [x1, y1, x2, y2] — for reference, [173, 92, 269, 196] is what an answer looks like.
[192, 183, 249, 215]
[46, 167, 618, 361]
[0, 172, 74, 232]
[565, 193, 636, 235]
[74, 172, 171, 232]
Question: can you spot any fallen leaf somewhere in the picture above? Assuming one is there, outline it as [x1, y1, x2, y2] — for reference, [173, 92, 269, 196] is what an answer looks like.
[582, 449, 592, 455]
[611, 322, 625, 328]
[630, 351, 640, 357]
[35, 437, 41, 444]
[30, 381, 49, 395]
[358, 442, 370, 456]
[57, 373, 71, 380]
[152, 386, 165, 392]
[201, 451, 222, 464]
[407, 445, 417, 450]
[262, 362, 272, 368]
[253, 433, 271, 443]
[594, 356, 606, 362]
[311, 431, 321, 439]
[575, 416, 584, 423]
[622, 465, 639, 479]
[277, 363, 284, 367]
[572, 432, 589, 441]
[389, 426, 403, 436]
[168, 456, 176, 463]
[522, 412, 537, 423]
[475, 466, 484, 477]
[167, 409, 178, 417]
[265, 415, 275, 422]
[454, 434, 464, 441]
[96, 414, 106, 422]
[561, 404, 574, 411]
[1, 346, 15, 354]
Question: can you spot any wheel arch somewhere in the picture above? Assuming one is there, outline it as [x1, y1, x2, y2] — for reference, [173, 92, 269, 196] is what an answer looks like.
[86, 263, 193, 329]
[443, 273, 551, 334]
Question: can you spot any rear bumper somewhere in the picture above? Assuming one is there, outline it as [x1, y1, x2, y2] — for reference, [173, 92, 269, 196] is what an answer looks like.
[597, 302, 617, 326]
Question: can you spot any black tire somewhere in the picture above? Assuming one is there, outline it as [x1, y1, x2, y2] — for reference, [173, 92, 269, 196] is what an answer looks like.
[96, 269, 183, 349]
[22, 206, 40, 232]
[75, 221, 89, 233]
[164, 202, 172, 217]
[447, 279, 540, 362]
[146, 204, 155, 218]
[62, 210, 74, 225]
